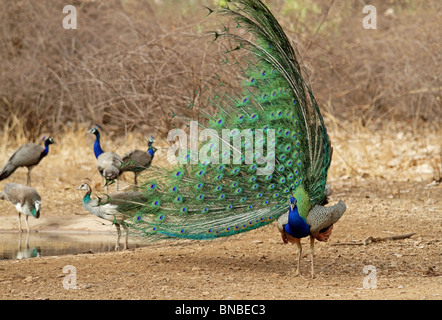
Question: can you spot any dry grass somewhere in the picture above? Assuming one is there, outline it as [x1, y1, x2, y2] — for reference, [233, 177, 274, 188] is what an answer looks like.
[0, 123, 440, 198]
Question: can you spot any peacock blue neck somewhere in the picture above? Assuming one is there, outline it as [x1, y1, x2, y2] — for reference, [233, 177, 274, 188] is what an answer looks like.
[43, 139, 51, 156]
[93, 133, 104, 158]
[284, 206, 311, 239]
[147, 142, 155, 157]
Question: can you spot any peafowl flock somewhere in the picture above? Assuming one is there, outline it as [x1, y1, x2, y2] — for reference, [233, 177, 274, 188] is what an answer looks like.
[100, 0, 347, 278]
[89, 127, 123, 192]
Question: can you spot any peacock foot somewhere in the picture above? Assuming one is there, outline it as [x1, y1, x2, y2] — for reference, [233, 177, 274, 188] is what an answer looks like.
[292, 269, 304, 278]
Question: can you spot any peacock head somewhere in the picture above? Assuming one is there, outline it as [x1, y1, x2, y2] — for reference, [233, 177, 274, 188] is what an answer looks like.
[147, 136, 155, 147]
[43, 137, 56, 145]
[289, 197, 297, 210]
[33, 200, 41, 219]
[89, 128, 100, 137]
[77, 183, 92, 193]
[147, 136, 157, 155]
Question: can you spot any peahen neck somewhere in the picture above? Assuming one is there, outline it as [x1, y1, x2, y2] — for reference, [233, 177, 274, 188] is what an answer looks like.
[83, 191, 91, 205]
[284, 206, 311, 239]
[93, 133, 104, 158]
[82, 191, 92, 205]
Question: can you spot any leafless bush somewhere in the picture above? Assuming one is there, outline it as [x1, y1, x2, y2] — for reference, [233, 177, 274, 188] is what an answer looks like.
[278, 0, 441, 131]
[0, 0, 440, 143]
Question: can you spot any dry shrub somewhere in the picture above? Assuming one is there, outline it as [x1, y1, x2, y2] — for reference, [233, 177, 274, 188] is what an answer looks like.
[277, 0, 441, 130]
[0, 0, 440, 143]
[0, 0, 228, 142]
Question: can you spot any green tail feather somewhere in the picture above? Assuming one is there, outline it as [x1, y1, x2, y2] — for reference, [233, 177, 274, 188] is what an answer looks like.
[115, 0, 331, 241]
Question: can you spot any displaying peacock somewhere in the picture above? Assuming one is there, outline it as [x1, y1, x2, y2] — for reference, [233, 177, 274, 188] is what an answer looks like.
[111, 0, 346, 277]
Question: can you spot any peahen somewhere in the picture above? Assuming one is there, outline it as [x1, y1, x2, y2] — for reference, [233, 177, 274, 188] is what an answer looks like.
[77, 183, 147, 250]
[113, 0, 347, 277]
[0, 183, 41, 233]
[120, 136, 157, 190]
[89, 127, 123, 192]
[0, 137, 55, 186]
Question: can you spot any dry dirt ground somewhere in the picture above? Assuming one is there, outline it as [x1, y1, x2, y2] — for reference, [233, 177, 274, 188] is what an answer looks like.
[0, 132, 441, 301]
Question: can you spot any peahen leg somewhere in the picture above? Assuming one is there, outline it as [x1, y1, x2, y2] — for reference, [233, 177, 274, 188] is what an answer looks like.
[18, 212, 22, 233]
[294, 238, 302, 276]
[310, 235, 315, 278]
[24, 215, 30, 233]
[134, 173, 138, 191]
[27, 168, 32, 186]
[115, 223, 121, 250]
[122, 223, 129, 250]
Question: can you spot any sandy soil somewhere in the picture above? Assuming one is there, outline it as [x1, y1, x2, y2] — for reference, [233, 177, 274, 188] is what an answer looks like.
[0, 171, 440, 300]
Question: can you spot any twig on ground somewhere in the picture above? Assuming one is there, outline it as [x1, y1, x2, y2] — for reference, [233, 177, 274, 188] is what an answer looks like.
[333, 233, 416, 246]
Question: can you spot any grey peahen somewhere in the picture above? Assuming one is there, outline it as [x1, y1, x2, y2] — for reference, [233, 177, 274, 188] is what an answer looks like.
[120, 136, 156, 190]
[89, 127, 123, 192]
[0, 183, 41, 233]
[110, 0, 347, 277]
[77, 183, 147, 250]
[0, 137, 55, 186]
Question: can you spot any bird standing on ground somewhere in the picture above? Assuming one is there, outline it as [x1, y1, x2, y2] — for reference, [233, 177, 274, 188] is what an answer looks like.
[106, 0, 347, 277]
[0, 183, 41, 233]
[77, 183, 146, 250]
[120, 137, 156, 190]
[277, 194, 346, 278]
[89, 128, 123, 192]
[0, 137, 55, 186]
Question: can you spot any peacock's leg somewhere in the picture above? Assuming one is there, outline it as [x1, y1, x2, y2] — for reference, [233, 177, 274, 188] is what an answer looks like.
[27, 168, 32, 186]
[116, 178, 119, 191]
[310, 235, 315, 278]
[134, 174, 138, 191]
[24, 215, 30, 233]
[294, 238, 302, 276]
[122, 223, 129, 250]
[115, 223, 121, 250]
[18, 212, 22, 233]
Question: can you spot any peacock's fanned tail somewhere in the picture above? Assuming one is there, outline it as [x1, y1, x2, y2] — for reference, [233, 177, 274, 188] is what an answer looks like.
[119, 0, 332, 241]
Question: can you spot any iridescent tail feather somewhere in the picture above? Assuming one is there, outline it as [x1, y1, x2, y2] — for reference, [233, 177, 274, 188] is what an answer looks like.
[112, 0, 332, 241]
